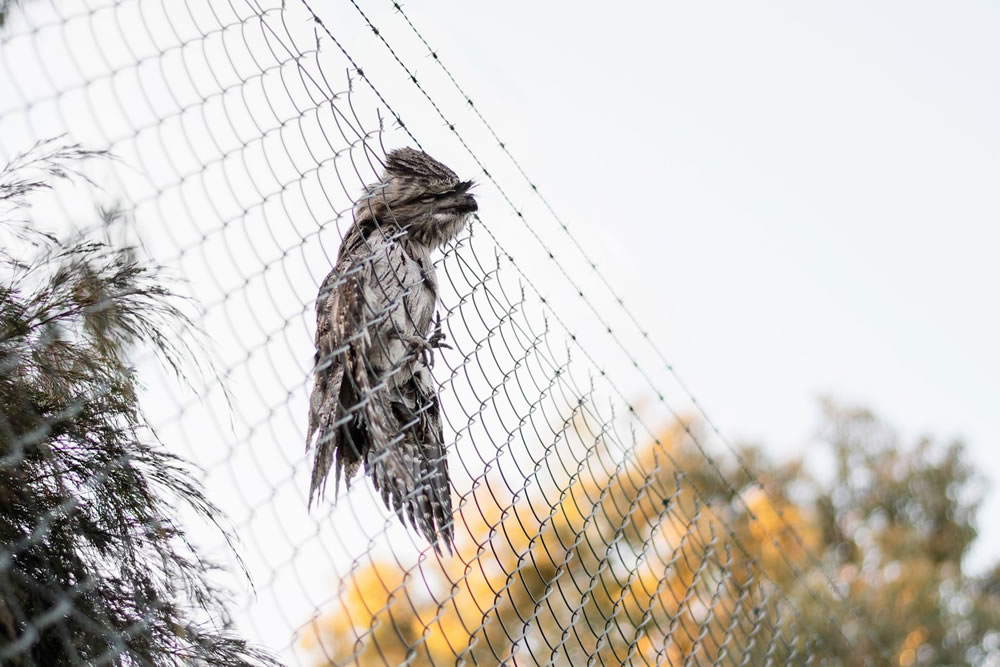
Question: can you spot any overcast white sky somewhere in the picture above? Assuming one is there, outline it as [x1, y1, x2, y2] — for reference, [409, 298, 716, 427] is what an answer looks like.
[388, 0, 1000, 569]
[3, 0, 999, 660]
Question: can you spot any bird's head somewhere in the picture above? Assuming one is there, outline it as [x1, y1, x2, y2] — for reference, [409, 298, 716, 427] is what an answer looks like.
[355, 147, 477, 248]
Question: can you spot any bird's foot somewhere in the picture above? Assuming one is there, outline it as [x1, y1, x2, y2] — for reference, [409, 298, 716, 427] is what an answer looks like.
[402, 316, 450, 367]
[402, 334, 437, 366]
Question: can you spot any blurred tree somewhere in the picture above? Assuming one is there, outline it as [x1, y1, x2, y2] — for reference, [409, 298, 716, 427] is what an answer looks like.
[302, 400, 1000, 665]
[0, 142, 278, 665]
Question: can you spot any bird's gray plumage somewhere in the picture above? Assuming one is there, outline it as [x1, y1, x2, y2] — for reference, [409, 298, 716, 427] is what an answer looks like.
[306, 148, 476, 553]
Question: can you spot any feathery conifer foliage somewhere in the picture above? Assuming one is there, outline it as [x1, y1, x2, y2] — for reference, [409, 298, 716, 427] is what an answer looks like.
[0, 142, 279, 665]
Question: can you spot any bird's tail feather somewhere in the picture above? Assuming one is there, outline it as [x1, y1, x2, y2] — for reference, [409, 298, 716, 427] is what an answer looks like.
[387, 380, 454, 555]
[417, 394, 454, 555]
[358, 360, 419, 520]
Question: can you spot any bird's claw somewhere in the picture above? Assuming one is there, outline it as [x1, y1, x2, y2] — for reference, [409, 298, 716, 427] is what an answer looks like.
[427, 314, 452, 364]
[427, 329, 451, 350]
[409, 314, 450, 367]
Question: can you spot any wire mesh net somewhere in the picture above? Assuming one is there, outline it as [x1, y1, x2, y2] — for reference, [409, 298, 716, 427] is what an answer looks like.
[1, 1, 889, 664]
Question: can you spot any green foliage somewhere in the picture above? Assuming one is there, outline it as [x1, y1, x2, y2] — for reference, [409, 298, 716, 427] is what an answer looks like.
[805, 400, 1000, 665]
[0, 142, 278, 665]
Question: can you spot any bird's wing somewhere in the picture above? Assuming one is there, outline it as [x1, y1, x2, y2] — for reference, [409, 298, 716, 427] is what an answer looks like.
[309, 232, 423, 508]
[306, 261, 365, 505]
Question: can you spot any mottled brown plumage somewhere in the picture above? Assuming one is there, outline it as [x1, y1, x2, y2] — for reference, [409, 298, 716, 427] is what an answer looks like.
[306, 148, 476, 553]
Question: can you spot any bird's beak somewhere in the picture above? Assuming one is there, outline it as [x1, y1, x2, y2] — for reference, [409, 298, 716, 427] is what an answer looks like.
[459, 195, 478, 214]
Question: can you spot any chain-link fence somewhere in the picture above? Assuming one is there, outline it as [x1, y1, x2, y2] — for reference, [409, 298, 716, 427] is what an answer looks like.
[1, 1, 894, 664]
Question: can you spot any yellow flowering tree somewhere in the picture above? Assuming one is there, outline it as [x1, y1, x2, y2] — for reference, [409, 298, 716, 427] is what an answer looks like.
[302, 402, 1000, 665]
